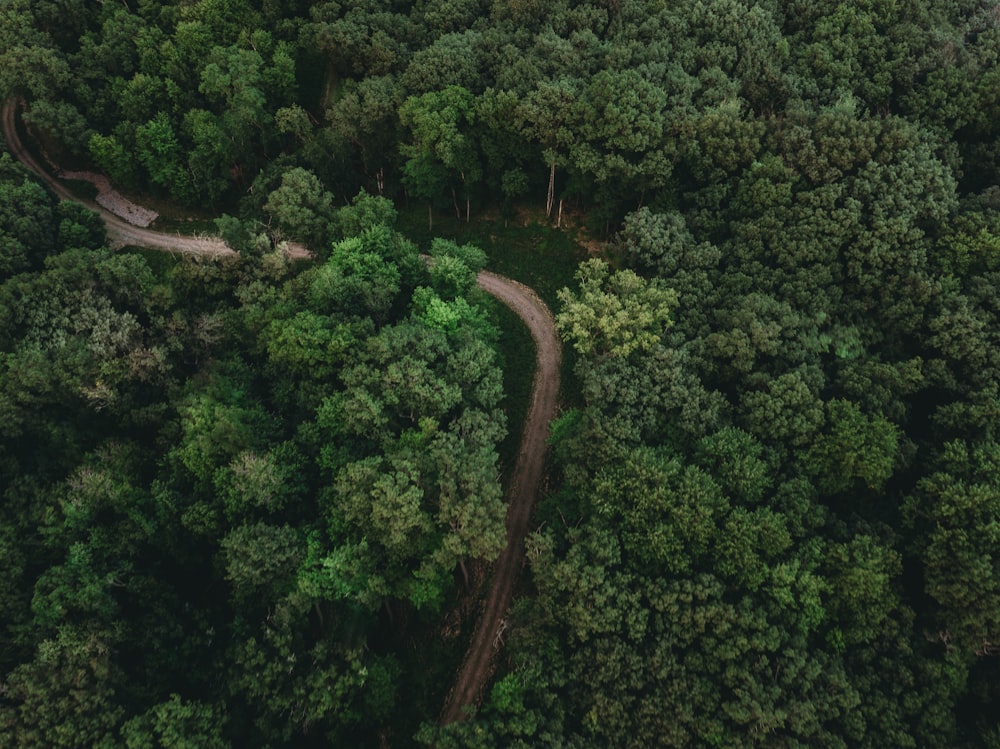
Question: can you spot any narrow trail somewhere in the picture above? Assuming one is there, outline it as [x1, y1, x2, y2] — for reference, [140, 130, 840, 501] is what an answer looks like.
[439, 272, 562, 725]
[3, 98, 563, 726]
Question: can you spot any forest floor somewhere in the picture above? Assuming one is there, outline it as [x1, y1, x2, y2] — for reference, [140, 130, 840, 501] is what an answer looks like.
[2, 97, 563, 726]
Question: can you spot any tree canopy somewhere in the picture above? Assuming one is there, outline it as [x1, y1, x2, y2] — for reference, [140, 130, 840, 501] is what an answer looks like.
[5, 0, 1000, 745]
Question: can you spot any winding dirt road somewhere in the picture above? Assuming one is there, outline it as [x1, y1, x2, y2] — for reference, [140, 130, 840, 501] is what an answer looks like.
[3, 98, 562, 725]
[440, 271, 561, 724]
[2, 100, 235, 255]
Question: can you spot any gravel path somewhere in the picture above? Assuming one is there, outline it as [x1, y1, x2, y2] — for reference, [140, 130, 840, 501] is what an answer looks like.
[3, 97, 562, 725]
[58, 169, 159, 227]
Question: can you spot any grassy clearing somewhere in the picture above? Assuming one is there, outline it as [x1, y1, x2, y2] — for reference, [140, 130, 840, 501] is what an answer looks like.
[141, 190, 228, 234]
[396, 206, 590, 311]
[60, 178, 99, 201]
[148, 214, 222, 236]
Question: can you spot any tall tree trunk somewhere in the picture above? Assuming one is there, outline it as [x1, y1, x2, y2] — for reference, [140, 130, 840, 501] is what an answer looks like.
[557, 199, 563, 228]
[461, 171, 471, 223]
[452, 186, 461, 220]
[546, 159, 556, 218]
[428, 202, 433, 231]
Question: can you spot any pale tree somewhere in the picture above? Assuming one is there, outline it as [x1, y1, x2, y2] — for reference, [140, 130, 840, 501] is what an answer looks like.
[556, 259, 678, 359]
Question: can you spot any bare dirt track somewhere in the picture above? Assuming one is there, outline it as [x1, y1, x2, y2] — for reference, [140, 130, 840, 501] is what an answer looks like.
[2, 100, 234, 255]
[2, 98, 562, 725]
[2, 100, 314, 258]
[440, 272, 562, 725]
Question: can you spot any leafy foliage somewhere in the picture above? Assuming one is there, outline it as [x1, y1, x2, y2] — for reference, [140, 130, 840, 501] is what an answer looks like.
[0, 159, 507, 745]
[6, 0, 1000, 744]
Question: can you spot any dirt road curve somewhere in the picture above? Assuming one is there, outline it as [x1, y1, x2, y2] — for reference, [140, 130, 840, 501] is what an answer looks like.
[3, 98, 562, 725]
[439, 272, 561, 725]
[1, 100, 311, 258]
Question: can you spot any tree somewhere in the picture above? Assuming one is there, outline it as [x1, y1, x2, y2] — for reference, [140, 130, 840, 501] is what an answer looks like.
[903, 441, 1000, 653]
[135, 112, 190, 200]
[517, 78, 580, 218]
[802, 399, 899, 496]
[694, 427, 773, 505]
[0, 7, 70, 101]
[740, 366, 826, 450]
[682, 99, 766, 185]
[556, 259, 678, 359]
[324, 76, 404, 194]
[0, 627, 125, 749]
[334, 190, 399, 238]
[226, 593, 368, 742]
[182, 109, 235, 203]
[198, 44, 272, 173]
[261, 311, 358, 382]
[213, 443, 307, 522]
[687, 0, 789, 111]
[787, 0, 897, 107]
[401, 31, 484, 94]
[220, 523, 305, 604]
[823, 534, 901, 647]
[0, 154, 58, 278]
[120, 695, 230, 749]
[56, 202, 106, 253]
[171, 364, 277, 486]
[570, 69, 673, 212]
[589, 448, 728, 575]
[476, 88, 533, 214]
[263, 167, 336, 252]
[400, 86, 481, 224]
[425, 238, 485, 299]
[21, 99, 91, 157]
[306, 234, 402, 320]
[325, 314, 506, 609]
[703, 292, 813, 378]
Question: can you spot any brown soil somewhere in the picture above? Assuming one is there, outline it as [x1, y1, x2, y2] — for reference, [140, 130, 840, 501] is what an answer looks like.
[3, 97, 562, 725]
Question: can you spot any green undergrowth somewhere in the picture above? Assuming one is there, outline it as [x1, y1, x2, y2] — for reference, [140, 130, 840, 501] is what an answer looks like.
[396, 207, 588, 311]
[118, 245, 182, 277]
[486, 296, 535, 483]
[148, 214, 222, 236]
[60, 178, 99, 201]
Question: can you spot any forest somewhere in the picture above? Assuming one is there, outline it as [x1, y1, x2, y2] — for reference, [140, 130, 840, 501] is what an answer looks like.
[2, 0, 1000, 746]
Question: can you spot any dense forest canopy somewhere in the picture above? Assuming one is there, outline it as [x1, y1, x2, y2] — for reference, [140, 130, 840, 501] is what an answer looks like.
[3, 0, 1000, 746]
[0, 153, 510, 745]
[4, 0, 999, 220]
